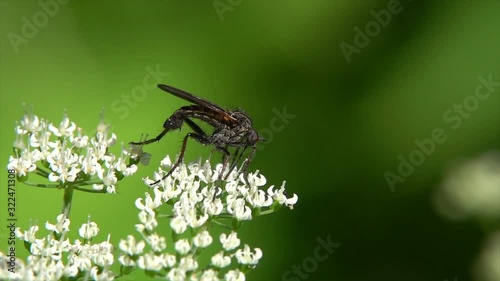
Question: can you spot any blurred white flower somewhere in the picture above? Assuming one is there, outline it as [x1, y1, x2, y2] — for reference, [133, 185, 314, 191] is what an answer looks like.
[90, 236, 114, 267]
[137, 252, 164, 272]
[8, 147, 39, 177]
[225, 269, 245, 281]
[170, 216, 188, 234]
[220, 232, 240, 251]
[45, 214, 70, 234]
[167, 268, 187, 281]
[200, 269, 220, 281]
[79, 221, 99, 239]
[211, 251, 231, 268]
[119, 235, 145, 256]
[234, 245, 262, 265]
[129, 140, 152, 166]
[146, 233, 167, 252]
[136, 209, 158, 231]
[118, 255, 136, 267]
[70, 127, 89, 148]
[49, 112, 76, 137]
[227, 198, 252, 221]
[13, 129, 27, 150]
[474, 231, 500, 281]
[16, 225, 39, 243]
[179, 255, 198, 271]
[162, 253, 177, 268]
[135, 188, 162, 213]
[202, 197, 224, 216]
[434, 151, 500, 220]
[93, 168, 118, 194]
[267, 181, 298, 209]
[161, 155, 173, 168]
[18, 104, 42, 134]
[175, 238, 192, 255]
[193, 230, 213, 248]
[90, 266, 115, 281]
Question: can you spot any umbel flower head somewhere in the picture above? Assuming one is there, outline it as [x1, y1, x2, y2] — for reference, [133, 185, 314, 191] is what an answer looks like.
[118, 155, 298, 280]
[7, 105, 142, 194]
[0, 215, 114, 280]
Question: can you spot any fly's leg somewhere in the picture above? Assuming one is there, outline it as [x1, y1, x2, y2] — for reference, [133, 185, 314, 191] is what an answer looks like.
[149, 132, 210, 186]
[224, 147, 247, 181]
[238, 145, 256, 186]
[129, 109, 187, 145]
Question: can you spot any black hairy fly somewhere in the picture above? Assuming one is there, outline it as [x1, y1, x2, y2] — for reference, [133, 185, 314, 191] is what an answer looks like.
[130, 84, 262, 185]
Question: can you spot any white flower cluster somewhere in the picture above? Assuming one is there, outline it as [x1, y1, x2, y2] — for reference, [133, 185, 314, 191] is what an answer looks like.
[7, 106, 141, 193]
[142, 155, 297, 227]
[119, 230, 257, 280]
[118, 155, 298, 280]
[0, 215, 114, 281]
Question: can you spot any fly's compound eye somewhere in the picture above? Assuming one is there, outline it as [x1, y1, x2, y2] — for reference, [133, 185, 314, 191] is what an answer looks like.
[248, 130, 259, 144]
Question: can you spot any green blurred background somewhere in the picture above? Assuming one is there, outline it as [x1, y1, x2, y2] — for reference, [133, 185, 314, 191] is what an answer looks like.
[1, 0, 499, 280]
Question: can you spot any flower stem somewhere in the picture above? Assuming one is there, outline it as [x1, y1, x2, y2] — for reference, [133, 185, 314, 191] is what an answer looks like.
[211, 219, 233, 230]
[61, 184, 74, 218]
[23, 182, 59, 188]
[259, 209, 275, 216]
[36, 166, 50, 177]
[33, 170, 48, 178]
[158, 214, 175, 219]
[73, 180, 103, 186]
[73, 186, 107, 193]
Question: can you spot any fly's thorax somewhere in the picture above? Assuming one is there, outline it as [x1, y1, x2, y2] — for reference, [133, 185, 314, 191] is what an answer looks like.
[164, 111, 184, 129]
[230, 110, 253, 128]
[210, 126, 259, 148]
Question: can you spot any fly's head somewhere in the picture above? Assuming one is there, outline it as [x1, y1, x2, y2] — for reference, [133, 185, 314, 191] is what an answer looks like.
[230, 110, 261, 146]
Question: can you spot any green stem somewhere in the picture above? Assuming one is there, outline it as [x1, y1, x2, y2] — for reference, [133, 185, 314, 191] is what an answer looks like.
[33, 170, 49, 178]
[73, 180, 103, 186]
[259, 209, 275, 216]
[36, 166, 50, 177]
[213, 214, 234, 218]
[211, 219, 233, 230]
[158, 214, 174, 219]
[23, 182, 59, 188]
[73, 186, 108, 193]
[61, 184, 74, 218]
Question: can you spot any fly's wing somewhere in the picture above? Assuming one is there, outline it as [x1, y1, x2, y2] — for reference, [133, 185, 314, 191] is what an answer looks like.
[158, 84, 238, 124]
